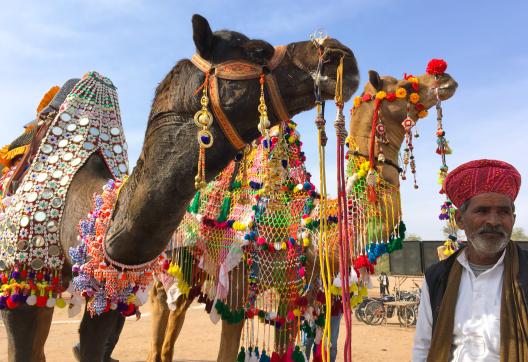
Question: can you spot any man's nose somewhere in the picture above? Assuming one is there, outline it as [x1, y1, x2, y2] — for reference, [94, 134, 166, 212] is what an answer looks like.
[485, 211, 502, 226]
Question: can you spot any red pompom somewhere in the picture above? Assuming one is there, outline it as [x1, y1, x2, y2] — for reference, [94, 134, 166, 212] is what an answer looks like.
[426, 59, 448, 75]
[6, 296, 19, 309]
[122, 303, 136, 317]
[271, 352, 281, 362]
[361, 93, 372, 102]
[36, 296, 48, 307]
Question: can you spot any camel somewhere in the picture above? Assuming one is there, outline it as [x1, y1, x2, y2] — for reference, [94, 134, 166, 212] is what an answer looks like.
[0, 76, 131, 362]
[65, 14, 357, 362]
[145, 66, 458, 362]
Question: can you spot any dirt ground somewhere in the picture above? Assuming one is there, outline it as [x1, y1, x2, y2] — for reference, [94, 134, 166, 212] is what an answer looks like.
[0, 276, 423, 362]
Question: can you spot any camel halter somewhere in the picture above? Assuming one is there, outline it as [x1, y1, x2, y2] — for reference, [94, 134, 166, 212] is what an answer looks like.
[190, 45, 291, 151]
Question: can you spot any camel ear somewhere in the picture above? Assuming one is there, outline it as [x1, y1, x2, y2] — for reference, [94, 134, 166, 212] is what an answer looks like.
[192, 14, 214, 60]
[368, 70, 383, 92]
[242, 40, 275, 66]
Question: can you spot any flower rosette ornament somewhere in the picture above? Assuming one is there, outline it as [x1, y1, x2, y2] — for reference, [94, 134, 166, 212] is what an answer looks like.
[70, 179, 164, 316]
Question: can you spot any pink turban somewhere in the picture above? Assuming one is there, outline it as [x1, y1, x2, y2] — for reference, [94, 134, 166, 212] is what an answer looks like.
[444, 159, 521, 208]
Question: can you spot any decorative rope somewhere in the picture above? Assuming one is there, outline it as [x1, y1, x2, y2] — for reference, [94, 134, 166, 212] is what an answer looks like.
[334, 56, 352, 362]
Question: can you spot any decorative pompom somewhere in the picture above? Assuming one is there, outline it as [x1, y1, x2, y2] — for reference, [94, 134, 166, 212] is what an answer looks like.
[6, 296, 19, 309]
[260, 350, 271, 362]
[270, 352, 281, 362]
[36, 296, 47, 307]
[237, 347, 246, 362]
[46, 297, 56, 308]
[26, 294, 37, 306]
[55, 298, 66, 308]
[426, 59, 448, 75]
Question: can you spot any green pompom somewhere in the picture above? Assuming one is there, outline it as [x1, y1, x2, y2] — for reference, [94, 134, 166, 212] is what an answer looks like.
[188, 191, 201, 214]
[292, 346, 305, 362]
[217, 195, 231, 222]
[237, 347, 246, 362]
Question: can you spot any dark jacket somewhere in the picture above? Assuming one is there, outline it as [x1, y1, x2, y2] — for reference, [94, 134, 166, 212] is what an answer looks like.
[424, 243, 528, 332]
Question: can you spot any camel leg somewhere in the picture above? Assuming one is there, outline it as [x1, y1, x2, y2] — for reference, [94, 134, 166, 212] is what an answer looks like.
[78, 306, 124, 362]
[146, 281, 170, 362]
[1, 305, 54, 362]
[160, 296, 189, 361]
[217, 320, 244, 362]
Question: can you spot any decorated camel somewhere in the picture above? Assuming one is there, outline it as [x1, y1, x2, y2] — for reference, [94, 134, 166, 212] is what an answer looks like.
[0, 77, 131, 362]
[0, 14, 359, 362]
[144, 64, 458, 362]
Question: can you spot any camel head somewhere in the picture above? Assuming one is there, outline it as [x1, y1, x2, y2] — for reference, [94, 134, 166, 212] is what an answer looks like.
[350, 68, 458, 187]
[347, 67, 457, 254]
[152, 14, 360, 141]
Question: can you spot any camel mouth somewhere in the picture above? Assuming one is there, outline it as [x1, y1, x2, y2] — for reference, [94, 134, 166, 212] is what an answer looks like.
[436, 79, 458, 101]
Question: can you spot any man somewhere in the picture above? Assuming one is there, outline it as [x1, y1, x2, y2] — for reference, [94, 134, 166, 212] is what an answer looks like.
[378, 272, 390, 296]
[303, 277, 343, 362]
[412, 159, 528, 361]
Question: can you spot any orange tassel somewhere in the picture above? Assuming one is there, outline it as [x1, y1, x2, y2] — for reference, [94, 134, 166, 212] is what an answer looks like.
[368, 185, 377, 203]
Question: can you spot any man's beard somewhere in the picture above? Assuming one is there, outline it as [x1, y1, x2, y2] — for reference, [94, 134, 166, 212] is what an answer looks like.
[468, 225, 510, 255]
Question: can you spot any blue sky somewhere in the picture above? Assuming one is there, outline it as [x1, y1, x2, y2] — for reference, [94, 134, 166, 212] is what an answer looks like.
[1, 0, 527, 239]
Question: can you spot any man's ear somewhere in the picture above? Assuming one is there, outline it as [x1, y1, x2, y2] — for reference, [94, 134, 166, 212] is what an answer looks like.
[455, 209, 464, 230]
[192, 14, 214, 60]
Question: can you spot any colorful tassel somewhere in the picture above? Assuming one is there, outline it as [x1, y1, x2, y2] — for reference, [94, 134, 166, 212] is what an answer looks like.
[217, 195, 231, 222]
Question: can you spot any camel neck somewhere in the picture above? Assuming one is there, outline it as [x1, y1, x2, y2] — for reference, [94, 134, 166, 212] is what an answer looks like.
[104, 113, 238, 265]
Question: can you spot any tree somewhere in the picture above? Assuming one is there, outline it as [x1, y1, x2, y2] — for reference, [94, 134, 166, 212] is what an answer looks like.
[511, 227, 528, 241]
[405, 233, 422, 241]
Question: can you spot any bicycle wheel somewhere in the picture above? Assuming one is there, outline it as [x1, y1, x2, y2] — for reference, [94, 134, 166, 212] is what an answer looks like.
[397, 305, 416, 327]
[354, 298, 371, 323]
[364, 301, 384, 325]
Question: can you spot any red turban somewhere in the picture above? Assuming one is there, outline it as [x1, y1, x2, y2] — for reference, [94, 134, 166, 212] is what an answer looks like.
[444, 159, 521, 208]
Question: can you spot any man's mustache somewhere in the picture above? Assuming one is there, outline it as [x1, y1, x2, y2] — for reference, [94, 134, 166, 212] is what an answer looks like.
[477, 225, 507, 237]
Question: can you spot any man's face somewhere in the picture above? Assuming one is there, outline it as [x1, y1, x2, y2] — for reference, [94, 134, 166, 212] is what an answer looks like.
[455, 192, 516, 258]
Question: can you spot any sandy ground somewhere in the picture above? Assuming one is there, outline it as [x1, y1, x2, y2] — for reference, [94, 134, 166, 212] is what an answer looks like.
[0, 276, 423, 362]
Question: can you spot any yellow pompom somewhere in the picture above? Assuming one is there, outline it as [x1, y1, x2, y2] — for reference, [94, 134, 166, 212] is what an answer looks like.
[375, 91, 387, 100]
[350, 283, 359, 293]
[353, 96, 361, 107]
[409, 93, 420, 104]
[359, 286, 368, 297]
[303, 238, 311, 247]
[55, 298, 66, 308]
[281, 242, 287, 250]
[418, 110, 428, 119]
[395, 88, 407, 99]
[293, 309, 301, 317]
